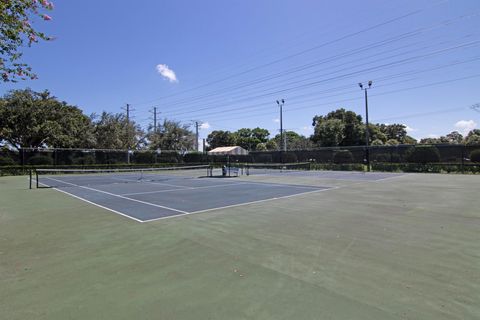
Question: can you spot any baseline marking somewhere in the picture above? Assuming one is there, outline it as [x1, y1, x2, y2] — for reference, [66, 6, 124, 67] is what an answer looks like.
[33, 178, 143, 223]
[43, 177, 189, 215]
[120, 182, 251, 196]
[142, 186, 338, 223]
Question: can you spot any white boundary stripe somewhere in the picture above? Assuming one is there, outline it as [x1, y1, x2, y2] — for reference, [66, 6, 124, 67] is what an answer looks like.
[33, 178, 144, 223]
[120, 182, 251, 196]
[109, 176, 195, 189]
[142, 187, 338, 223]
[44, 177, 190, 215]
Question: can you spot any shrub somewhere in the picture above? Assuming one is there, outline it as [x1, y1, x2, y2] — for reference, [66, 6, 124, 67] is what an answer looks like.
[0, 156, 16, 166]
[27, 155, 54, 165]
[406, 146, 440, 164]
[333, 150, 353, 164]
[470, 149, 480, 162]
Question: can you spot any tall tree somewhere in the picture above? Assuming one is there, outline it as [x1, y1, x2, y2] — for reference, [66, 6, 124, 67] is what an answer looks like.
[378, 124, 408, 143]
[465, 129, 480, 145]
[147, 119, 195, 151]
[312, 108, 364, 146]
[206, 130, 236, 149]
[234, 127, 270, 151]
[1, 0, 54, 82]
[0, 89, 94, 149]
[91, 112, 142, 149]
[273, 131, 313, 150]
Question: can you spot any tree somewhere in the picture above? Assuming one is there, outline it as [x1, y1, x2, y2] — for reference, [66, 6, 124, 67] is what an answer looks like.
[206, 130, 236, 149]
[265, 139, 278, 150]
[92, 112, 143, 149]
[445, 131, 463, 144]
[312, 108, 364, 146]
[385, 139, 400, 146]
[147, 119, 195, 151]
[273, 131, 313, 150]
[1, 0, 54, 82]
[379, 124, 408, 143]
[312, 118, 345, 147]
[0, 89, 94, 149]
[465, 129, 480, 145]
[234, 127, 269, 151]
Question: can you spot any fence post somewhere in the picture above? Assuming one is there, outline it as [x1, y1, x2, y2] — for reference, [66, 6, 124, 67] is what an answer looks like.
[461, 145, 465, 174]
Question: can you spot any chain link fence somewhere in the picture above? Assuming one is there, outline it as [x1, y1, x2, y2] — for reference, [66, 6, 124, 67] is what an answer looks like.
[1, 144, 479, 174]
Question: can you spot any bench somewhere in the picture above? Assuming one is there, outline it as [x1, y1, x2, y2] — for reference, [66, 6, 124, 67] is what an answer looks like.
[222, 166, 240, 177]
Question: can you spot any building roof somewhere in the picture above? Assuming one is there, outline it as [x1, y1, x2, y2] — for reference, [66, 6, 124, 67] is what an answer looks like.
[209, 146, 242, 152]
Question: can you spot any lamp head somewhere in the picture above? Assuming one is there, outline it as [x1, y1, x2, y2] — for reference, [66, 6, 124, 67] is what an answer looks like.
[368, 80, 372, 88]
[276, 100, 280, 105]
[358, 83, 363, 89]
[281, 99, 285, 104]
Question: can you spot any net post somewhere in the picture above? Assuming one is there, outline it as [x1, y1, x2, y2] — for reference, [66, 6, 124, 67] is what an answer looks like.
[36, 170, 39, 188]
[29, 169, 32, 189]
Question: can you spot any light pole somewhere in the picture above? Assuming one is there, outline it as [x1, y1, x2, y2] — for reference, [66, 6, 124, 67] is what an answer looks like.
[359, 81, 372, 171]
[276, 99, 285, 152]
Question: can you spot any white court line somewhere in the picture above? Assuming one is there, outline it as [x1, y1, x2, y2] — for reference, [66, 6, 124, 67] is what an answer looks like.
[120, 182, 252, 196]
[142, 187, 338, 223]
[33, 178, 143, 223]
[110, 176, 194, 189]
[43, 177, 189, 215]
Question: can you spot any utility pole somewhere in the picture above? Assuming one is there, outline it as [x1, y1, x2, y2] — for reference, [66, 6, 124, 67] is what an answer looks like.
[358, 81, 372, 171]
[122, 103, 134, 164]
[192, 121, 202, 152]
[276, 99, 285, 152]
[153, 107, 157, 133]
[149, 107, 161, 133]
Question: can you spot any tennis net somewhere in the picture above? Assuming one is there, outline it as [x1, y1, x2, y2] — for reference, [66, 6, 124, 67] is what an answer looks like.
[32, 165, 213, 189]
[245, 162, 311, 175]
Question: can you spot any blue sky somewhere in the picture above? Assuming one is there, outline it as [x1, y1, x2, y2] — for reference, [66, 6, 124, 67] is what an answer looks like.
[2, 0, 480, 147]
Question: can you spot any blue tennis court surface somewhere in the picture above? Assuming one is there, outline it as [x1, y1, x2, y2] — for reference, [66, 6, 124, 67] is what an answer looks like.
[38, 174, 331, 222]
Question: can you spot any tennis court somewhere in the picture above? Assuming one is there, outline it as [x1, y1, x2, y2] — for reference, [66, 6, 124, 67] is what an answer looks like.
[2, 168, 479, 320]
[32, 165, 332, 222]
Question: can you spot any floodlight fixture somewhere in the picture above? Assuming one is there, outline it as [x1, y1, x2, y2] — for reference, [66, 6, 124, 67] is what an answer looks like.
[358, 83, 363, 89]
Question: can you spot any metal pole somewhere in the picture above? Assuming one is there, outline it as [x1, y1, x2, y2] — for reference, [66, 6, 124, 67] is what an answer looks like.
[280, 103, 283, 152]
[364, 88, 370, 171]
[359, 82, 372, 172]
[195, 121, 199, 151]
[153, 107, 157, 133]
[126, 104, 130, 164]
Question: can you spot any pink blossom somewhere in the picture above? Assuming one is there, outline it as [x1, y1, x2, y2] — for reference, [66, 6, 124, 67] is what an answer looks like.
[42, 14, 52, 21]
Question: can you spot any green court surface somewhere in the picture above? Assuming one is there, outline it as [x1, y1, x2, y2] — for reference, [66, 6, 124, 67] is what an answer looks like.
[1, 173, 479, 319]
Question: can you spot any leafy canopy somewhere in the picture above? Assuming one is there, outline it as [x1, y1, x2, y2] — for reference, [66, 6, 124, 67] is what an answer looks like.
[1, 0, 54, 82]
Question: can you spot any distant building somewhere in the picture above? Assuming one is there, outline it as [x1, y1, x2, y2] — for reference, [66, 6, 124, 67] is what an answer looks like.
[207, 146, 248, 155]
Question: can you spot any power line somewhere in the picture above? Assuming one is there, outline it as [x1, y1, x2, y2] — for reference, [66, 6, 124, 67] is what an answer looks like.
[132, 3, 444, 106]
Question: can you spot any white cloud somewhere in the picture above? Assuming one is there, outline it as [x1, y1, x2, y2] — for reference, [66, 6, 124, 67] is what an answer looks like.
[156, 64, 178, 83]
[403, 124, 417, 133]
[301, 126, 314, 134]
[200, 122, 210, 129]
[454, 120, 477, 135]
[273, 118, 280, 123]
